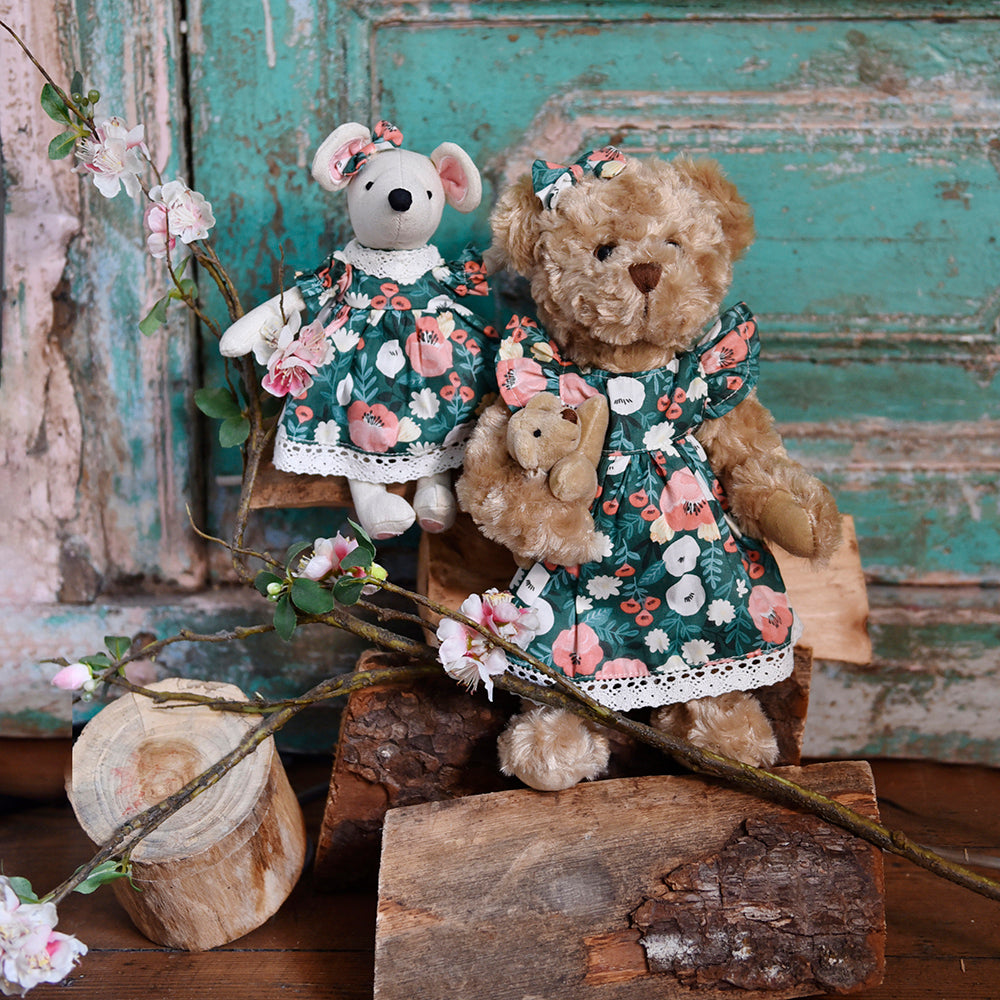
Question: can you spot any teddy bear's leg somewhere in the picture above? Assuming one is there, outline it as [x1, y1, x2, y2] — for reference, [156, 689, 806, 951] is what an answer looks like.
[498, 705, 610, 791]
[650, 691, 779, 768]
[348, 479, 416, 540]
[411, 471, 457, 533]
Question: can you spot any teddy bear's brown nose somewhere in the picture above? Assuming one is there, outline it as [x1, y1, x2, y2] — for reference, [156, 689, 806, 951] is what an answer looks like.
[628, 262, 662, 294]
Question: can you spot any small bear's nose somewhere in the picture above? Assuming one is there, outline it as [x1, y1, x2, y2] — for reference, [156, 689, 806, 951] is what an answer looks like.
[388, 188, 413, 212]
[628, 261, 662, 294]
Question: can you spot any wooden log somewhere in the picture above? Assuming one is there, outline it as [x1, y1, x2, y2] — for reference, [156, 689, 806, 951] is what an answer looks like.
[374, 762, 885, 1000]
[69, 678, 307, 951]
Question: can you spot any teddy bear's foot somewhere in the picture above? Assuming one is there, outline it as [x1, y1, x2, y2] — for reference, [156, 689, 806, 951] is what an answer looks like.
[412, 472, 457, 533]
[650, 691, 779, 768]
[498, 706, 610, 791]
[348, 479, 416, 540]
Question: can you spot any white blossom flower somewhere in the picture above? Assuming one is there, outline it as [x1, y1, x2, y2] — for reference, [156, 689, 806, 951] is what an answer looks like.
[76, 116, 147, 198]
[147, 179, 215, 245]
[409, 387, 440, 420]
[707, 599, 735, 625]
[644, 628, 672, 654]
[682, 638, 716, 665]
[586, 575, 621, 600]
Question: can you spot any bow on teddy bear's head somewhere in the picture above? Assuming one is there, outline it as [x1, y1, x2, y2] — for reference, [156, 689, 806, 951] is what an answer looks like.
[310, 120, 482, 251]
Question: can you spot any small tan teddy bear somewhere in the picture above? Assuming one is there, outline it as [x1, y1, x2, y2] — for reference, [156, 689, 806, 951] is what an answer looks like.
[457, 147, 841, 792]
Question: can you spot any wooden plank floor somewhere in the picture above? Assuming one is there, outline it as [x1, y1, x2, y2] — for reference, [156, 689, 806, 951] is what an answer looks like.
[1, 746, 998, 999]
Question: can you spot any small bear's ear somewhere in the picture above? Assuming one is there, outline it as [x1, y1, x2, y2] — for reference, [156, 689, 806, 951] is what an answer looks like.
[430, 142, 482, 213]
[488, 174, 544, 276]
[674, 157, 755, 261]
[311, 122, 372, 192]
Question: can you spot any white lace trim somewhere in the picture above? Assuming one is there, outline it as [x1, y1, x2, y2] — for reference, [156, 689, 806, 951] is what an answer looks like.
[508, 643, 797, 713]
[336, 239, 445, 284]
[273, 424, 470, 483]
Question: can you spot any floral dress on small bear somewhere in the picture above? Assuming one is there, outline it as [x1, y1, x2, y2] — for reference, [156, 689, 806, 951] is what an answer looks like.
[497, 302, 800, 713]
[268, 239, 499, 483]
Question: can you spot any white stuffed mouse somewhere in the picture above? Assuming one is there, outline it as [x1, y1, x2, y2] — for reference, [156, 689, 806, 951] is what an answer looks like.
[220, 121, 498, 539]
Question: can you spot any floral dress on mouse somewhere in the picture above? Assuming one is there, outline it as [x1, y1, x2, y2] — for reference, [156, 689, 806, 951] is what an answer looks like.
[497, 302, 800, 713]
[269, 239, 499, 483]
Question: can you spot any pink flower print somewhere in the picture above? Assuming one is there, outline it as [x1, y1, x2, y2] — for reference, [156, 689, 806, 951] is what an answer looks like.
[462, 259, 489, 296]
[702, 328, 750, 374]
[295, 406, 313, 424]
[595, 658, 650, 679]
[406, 316, 455, 377]
[558, 372, 600, 406]
[371, 282, 411, 311]
[748, 586, 794, 644]
[551, 623, 603, 678]
[497, 357, 547, 408]
[347, 401, 400, 453]
[659, 469, 716, 533]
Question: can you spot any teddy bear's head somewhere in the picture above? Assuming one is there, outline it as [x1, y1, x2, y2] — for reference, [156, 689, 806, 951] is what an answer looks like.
[488, 152, 754, 371]
[311, 121, 482, 251]
[506, 392, 582, 473]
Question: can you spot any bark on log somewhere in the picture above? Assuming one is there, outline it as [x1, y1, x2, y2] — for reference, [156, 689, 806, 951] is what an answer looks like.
[69, 678, 306, 951]
[374, 762, 885, 1000]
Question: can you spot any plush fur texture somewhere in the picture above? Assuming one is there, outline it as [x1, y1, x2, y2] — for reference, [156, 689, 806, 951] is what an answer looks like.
[459, 153, 842, 785]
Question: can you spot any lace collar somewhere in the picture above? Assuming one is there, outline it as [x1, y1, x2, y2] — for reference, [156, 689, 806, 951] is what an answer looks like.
[336, 239, 444, 283]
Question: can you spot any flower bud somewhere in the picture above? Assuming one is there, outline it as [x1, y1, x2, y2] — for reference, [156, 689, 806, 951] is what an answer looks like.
[51, 662, 93, 691]
[368, 563, 388, 583]
[266, 581, 284, 598]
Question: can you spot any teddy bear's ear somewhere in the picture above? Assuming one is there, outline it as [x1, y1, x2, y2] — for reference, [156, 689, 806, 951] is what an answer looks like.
[311, 122, 372, 192]
[487, 174, 544, 275]
[674, 157, 755, 261]
[430, 142, 483, 213]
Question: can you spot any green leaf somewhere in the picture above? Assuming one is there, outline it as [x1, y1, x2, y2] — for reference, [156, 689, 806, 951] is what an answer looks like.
[40, 83, 71, 124]
[285, 540, 314, 567]
[338, 548, 371, 573]
[254, 571, 284, 597]
[169, 278, 198, 302]
[73, 860, 131, 895]
[218, 415, 250, 448]
[104, 635, 132, 660]
[290, 578, 336, 615]
[347, 519, 376, 561]
[80, 653, 112, 671]
[139, 295, 170, 336]
[194, 386, 242, 420]
[48, 129, 78, 160]
[332, 576, 366, 606]
[7, 877, 39, 904]
[273, 594, 297, 641]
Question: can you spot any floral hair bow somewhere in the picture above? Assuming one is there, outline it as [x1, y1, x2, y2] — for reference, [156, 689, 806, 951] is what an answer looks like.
[532, 146, 627, 210]
[329, 120, 404, 185]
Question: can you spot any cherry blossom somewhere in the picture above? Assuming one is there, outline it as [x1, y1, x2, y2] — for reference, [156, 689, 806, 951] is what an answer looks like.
[145, 180, 215, 257]
[50, 662, 93, 692]
[76, 116, 147, 198]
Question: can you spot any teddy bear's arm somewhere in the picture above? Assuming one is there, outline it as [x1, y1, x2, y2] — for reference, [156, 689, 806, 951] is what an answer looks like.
[548, 393, 610, 502]
[456, 400, 606, 568]
[694, 391, 841, 562]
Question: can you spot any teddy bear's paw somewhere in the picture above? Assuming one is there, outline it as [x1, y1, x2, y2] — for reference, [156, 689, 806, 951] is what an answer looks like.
[348, 480, 416, 540]
[759, 478, 842, 564]
[650, 691, 778, 768]
[412, 472, 457, 533]
[498, 707, 610, 791]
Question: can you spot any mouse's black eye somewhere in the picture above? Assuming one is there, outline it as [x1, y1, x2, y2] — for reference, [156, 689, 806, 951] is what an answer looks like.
[427, 190, 434, 200]
[594, 243, 616, 262]
[365, 180, 374, 191]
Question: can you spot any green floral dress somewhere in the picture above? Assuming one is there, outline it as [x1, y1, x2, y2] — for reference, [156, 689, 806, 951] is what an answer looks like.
[274, 240, 499, 483]
[497, 303, 800, 712]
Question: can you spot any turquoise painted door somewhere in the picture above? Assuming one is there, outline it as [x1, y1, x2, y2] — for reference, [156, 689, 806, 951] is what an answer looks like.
[2, 2, 998, 758]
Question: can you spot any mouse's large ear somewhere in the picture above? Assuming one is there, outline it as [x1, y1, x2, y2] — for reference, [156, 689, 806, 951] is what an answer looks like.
[311, 122, 372, 192]
[673, 156, 755, 261]
[430, 141, 482, 213]
[486, 173, 544, 276]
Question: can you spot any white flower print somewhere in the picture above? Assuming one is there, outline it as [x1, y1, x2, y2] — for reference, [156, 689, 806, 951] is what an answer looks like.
[642, 421, 678, 453]
[376, 340, 406, 378]
[666, 574, 706, 616]
[664, 654, 688, 674]
[736, 579, 749, 598]
[682, 638, 715, 665]
[687, 375, 709, 400]
[406, 442, 437, 457]
[409, 388, 440, 419]
[644, 628, 671, 654]
[335, 373, 354, 406]
[586, 575, 621, 600]
[707, 599, 735, 625]
[606, 376, 645, 415]
[662, 536, 700, 576]
[332, 327, 361, 353]
[343, 291, 371, 309]
[498, 338, 525, 361]
[606, 453, 630, 476]
[592, 532, 614, 559]
[313, 420, 341, 445]
[575, 595, 594, 615]
[396, 416, 421, 442]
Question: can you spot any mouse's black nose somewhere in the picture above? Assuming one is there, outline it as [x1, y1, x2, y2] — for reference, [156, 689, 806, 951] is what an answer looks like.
[388, 188, 412, 212]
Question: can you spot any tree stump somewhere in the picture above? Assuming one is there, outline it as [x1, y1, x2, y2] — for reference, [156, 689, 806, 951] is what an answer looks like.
[374, 762, 885, 1000]
[69, 677, 307, 951]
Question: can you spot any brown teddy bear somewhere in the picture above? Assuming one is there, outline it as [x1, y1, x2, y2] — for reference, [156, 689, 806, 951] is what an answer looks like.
[457, 147, 842, 791]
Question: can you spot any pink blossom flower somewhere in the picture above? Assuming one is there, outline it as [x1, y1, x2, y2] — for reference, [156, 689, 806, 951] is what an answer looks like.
[50, 662, 93, 692]
[0, 877, 87, 995]
[436, 590, 540, 699]
[76, 117, 147, 198]
[297, 533, 359, 581]
[405, 316, 454, 377]
[145, 180, 215, 257]
[748, 586, 794, 644]
[261, 315, 331, 398]
[347, 402, 399, 453]
[551, 623, 603, 678]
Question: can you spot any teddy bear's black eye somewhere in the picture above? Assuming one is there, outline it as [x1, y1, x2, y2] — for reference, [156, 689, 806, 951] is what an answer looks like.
[365, 180, 374, 191]
[665, 239, 681, 249]
[594, 243, 617, 262]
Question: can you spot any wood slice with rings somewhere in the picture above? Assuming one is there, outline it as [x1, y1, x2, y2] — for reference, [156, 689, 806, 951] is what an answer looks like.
[69, 677, 307, 951]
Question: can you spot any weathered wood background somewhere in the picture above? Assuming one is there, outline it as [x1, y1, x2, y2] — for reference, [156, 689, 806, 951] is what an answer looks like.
[2, 1, 998, 761]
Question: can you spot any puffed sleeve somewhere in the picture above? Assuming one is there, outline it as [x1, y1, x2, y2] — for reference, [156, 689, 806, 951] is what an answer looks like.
[295, 253, 349, 313]
[697, 301, 761, 421]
